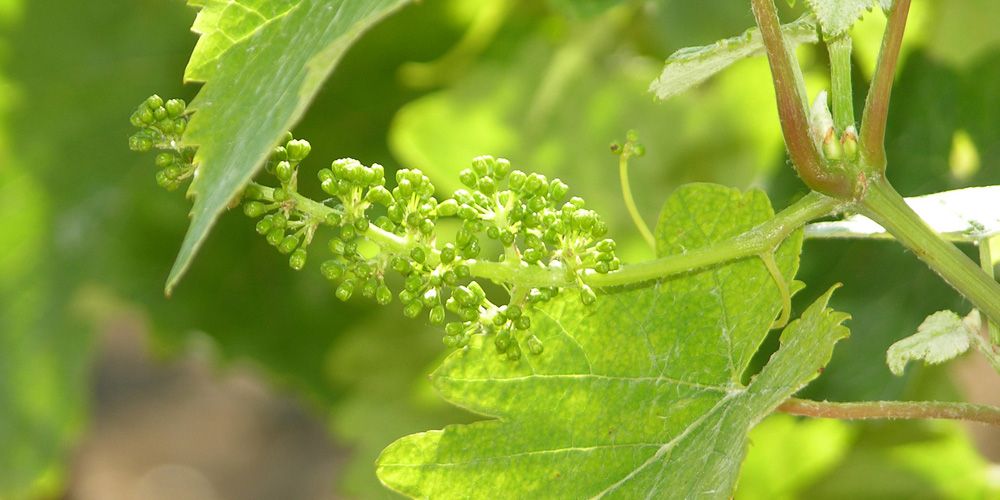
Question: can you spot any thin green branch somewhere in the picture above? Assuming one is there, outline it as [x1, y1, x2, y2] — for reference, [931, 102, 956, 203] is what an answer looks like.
[618, 149, 656, 251]
[751, 0, 853, 198]
[827, 35, 855, 130]
[778, 398, 1000, 426]
[859, 177, 1000, 325]
[978, 238, 1000, 345]
[761, 251, 792, 329]
[253, 184, 839, 291]
[860, 0, 911, 172]
[475, 191, 839, 289]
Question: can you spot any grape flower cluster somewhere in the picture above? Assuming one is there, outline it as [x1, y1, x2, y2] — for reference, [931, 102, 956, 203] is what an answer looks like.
[130, 96, 619, 360]
[128, 95, 195, 191]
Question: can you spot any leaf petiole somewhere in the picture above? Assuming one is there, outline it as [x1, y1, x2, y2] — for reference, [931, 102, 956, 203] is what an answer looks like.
[778, 398, 1000, 426]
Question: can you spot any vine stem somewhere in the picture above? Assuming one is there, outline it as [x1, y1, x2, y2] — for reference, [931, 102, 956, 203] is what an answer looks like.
[860, 0, 911, 171]
[827, 35, 855, 130]
[978, 237, 1000, 345]
[859, 177, 1000, 325]
[778, 398, 1000, 426]
[751, 0, 853, 198]
[618, 151, 656, 251]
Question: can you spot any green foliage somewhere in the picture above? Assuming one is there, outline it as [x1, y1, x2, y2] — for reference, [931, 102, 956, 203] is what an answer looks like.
[650, 15, 818, 101]
[886, 310, 972, 376]
[376, 185, 849, 499]
[804, 0, 884, 38]
[168, 0, 410, 294]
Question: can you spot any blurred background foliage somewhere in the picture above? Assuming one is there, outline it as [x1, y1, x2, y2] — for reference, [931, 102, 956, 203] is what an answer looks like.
[0, 0, 998, 498]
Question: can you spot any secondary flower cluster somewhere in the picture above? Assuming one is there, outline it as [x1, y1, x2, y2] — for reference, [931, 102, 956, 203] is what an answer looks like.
[129, 96, 619, 360]
[128, 95, 195, 191]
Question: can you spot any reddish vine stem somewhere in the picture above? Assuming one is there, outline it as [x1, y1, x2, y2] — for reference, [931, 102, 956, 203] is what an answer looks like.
[750, 0, 853, 198]
[778, 398, 1000, 426]
[860, 0, 912, 171]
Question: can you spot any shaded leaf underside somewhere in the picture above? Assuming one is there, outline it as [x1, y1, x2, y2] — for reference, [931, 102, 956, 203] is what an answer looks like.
[377, 184, 850, 499]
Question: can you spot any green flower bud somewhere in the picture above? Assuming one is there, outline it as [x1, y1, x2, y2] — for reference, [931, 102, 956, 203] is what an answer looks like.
[525, 173, 546, 195]
[243, 201, 267, 218]
[822, 128, 844, 161]
[340, 224, 356, 241]
[154, 170, 172, 189]
[514, 316, 531, 330]
[275, 161, 294, 183]
[457, 205, 478, 221]
[436, 198, 460, 217]
[328, 238, 346, 255]
[580, 284, 597, 305]
[459, 168, 478, 188]
[526, 335, 544, 355]
[243, 184, 265, 200]
[366, 185, 393, 206]
[255, 217, 273, 235]
[499, 230, 516, 247]
[285, 139, 311, 161]
[145, 94, 164, 110]
[321, 260, 345, 281]
[494, 158, 511, 179]
[375, 283, 393, 305]
[130, 111, 144, 128]
[273, 187, 289, 202]
[165, 98, 186, 117]
[419, 218, 435, 235]
[289, 248, 307, 270]
[281, 131, 294, 144]
[506, 344, 522, 361]
[266, 227, 284, 246]
[549, 179, 569, 201]
[129, 134, 154, 152]
[278, 235, 300, 254]
[454, 264, 471, 279]
[440, 244, 456, 264]
[429, 305, 446, 324]
[153, 106, 168, 121]
[494, 330, 511, 353]
[403, 300, 423, 318]
[471, 155, 495, 176]
[462, 240, 481, 259]
[506, 304, 522, 319]
[410, 246, 426, 263]
[508, 170, 526, 190]
[361, 278, 379, 298]
[154, 152, 175, 168]
[478, 175, 497, 195]
[392, 257, 412, 274]
[324, 212, 343, 227]
[841, 126, 859, 161]
[336, 280, 355, 301]
[270, 213, 287, 229]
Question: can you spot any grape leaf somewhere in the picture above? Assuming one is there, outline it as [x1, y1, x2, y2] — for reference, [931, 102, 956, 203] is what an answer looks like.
[804, 186, 1000, 242]
[885, 310, 973, 376]
[650, 16, 818, 101]
[805, 0, 880, 37]
[185, 0, 296, 81]
[169, 0, 409, 294]
[376, 184, 849, 499]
